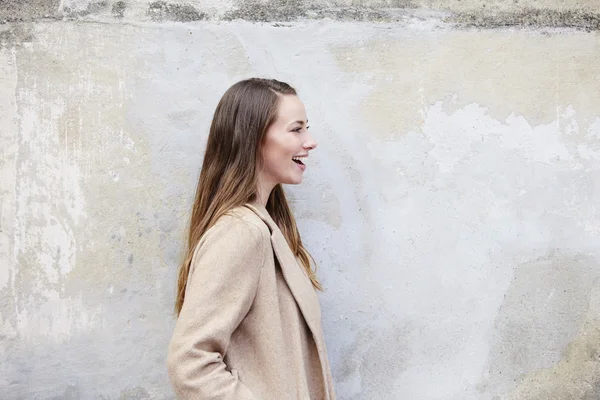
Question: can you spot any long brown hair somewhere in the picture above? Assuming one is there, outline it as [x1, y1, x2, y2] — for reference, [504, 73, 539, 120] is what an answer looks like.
[175, 78, 322, 316]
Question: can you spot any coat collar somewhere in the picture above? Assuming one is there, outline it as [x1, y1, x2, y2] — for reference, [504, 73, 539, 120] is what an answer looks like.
[243, 203, 323, 340]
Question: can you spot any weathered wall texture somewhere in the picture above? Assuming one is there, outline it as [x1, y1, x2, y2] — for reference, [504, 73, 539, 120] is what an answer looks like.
[1, 0, 599, 399]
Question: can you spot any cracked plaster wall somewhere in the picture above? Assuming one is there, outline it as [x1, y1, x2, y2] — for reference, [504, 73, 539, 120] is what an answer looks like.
[1, 1, 599, 399]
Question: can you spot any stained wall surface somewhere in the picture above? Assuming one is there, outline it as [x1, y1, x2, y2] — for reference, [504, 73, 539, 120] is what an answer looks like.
[1, 1, 599, 399]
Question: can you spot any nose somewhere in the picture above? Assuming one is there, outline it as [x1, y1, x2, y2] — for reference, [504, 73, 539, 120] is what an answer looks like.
[303, 131, 317, 150]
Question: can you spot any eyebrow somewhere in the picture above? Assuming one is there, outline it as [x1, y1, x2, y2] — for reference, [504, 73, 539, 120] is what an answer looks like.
[289, 119, 308, 126]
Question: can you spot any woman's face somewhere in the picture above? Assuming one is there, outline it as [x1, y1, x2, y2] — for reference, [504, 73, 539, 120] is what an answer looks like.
[259, 94, 316, 191]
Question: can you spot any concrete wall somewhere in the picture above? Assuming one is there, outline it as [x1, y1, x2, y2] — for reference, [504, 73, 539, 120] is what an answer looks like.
[1, 1, 599, 399]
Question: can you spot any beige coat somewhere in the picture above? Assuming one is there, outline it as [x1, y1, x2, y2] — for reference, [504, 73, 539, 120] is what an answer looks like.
[167, 204, 335, 400]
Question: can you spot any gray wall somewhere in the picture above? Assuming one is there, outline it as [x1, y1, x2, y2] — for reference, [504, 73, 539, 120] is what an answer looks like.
[1, 1, 600, 399]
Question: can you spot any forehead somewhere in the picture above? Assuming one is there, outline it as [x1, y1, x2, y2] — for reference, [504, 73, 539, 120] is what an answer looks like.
[275, 95, 307, 122]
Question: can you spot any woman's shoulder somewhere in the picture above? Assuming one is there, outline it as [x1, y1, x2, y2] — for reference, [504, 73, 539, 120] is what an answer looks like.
[207, 205, 270, 243]
[191, 207, 271, 265]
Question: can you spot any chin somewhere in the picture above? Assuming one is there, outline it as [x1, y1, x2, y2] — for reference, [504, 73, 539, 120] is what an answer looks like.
[283, 175, 304, 185]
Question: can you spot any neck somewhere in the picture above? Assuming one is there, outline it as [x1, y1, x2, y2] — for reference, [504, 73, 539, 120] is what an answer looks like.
[256, 179, 275, 207]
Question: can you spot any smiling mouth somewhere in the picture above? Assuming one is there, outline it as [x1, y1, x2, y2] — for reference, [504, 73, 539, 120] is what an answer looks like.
[292, 156, 306, 166]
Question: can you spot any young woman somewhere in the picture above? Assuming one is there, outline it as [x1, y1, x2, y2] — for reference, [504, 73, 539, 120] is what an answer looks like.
[167, 78, 336, 399]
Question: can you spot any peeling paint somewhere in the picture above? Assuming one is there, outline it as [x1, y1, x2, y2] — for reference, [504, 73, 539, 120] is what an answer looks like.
[112, 1, 127, 18]
[147, 1, 206, 22]
[0, 45, 18, 290]
[332, 31, 600, 139]
[0, 0, 60, 23]
[0, 25, 35, 48]
[450, 8, 600, 31]
[0, 0, 599, 29]
[0, 44, 20, 393]
[63, 1, 110, 18]
[223, 0, 411, 22]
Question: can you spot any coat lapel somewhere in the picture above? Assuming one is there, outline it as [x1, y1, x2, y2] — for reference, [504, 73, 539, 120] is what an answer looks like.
[244, 204, 323, 339]
[245, 203, 333, 400]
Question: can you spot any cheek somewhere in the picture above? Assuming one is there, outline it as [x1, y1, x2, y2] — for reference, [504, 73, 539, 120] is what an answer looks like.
[262, 134, 299, 171]
[266, 141, 293, 163]
[262, 148, 290, 173]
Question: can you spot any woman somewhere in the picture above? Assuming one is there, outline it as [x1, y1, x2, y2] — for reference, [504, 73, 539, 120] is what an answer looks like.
[167, 78, 336, 400]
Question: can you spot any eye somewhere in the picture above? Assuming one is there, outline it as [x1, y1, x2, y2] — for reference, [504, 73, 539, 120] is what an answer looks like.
[292, 127, 302, 133]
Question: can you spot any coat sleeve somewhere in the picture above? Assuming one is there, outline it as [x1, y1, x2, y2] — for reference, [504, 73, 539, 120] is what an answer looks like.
[167, 217, 267, 400]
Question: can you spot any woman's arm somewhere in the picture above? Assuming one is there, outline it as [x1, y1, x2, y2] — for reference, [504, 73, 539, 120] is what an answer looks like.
[167, 217, 266, 400]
